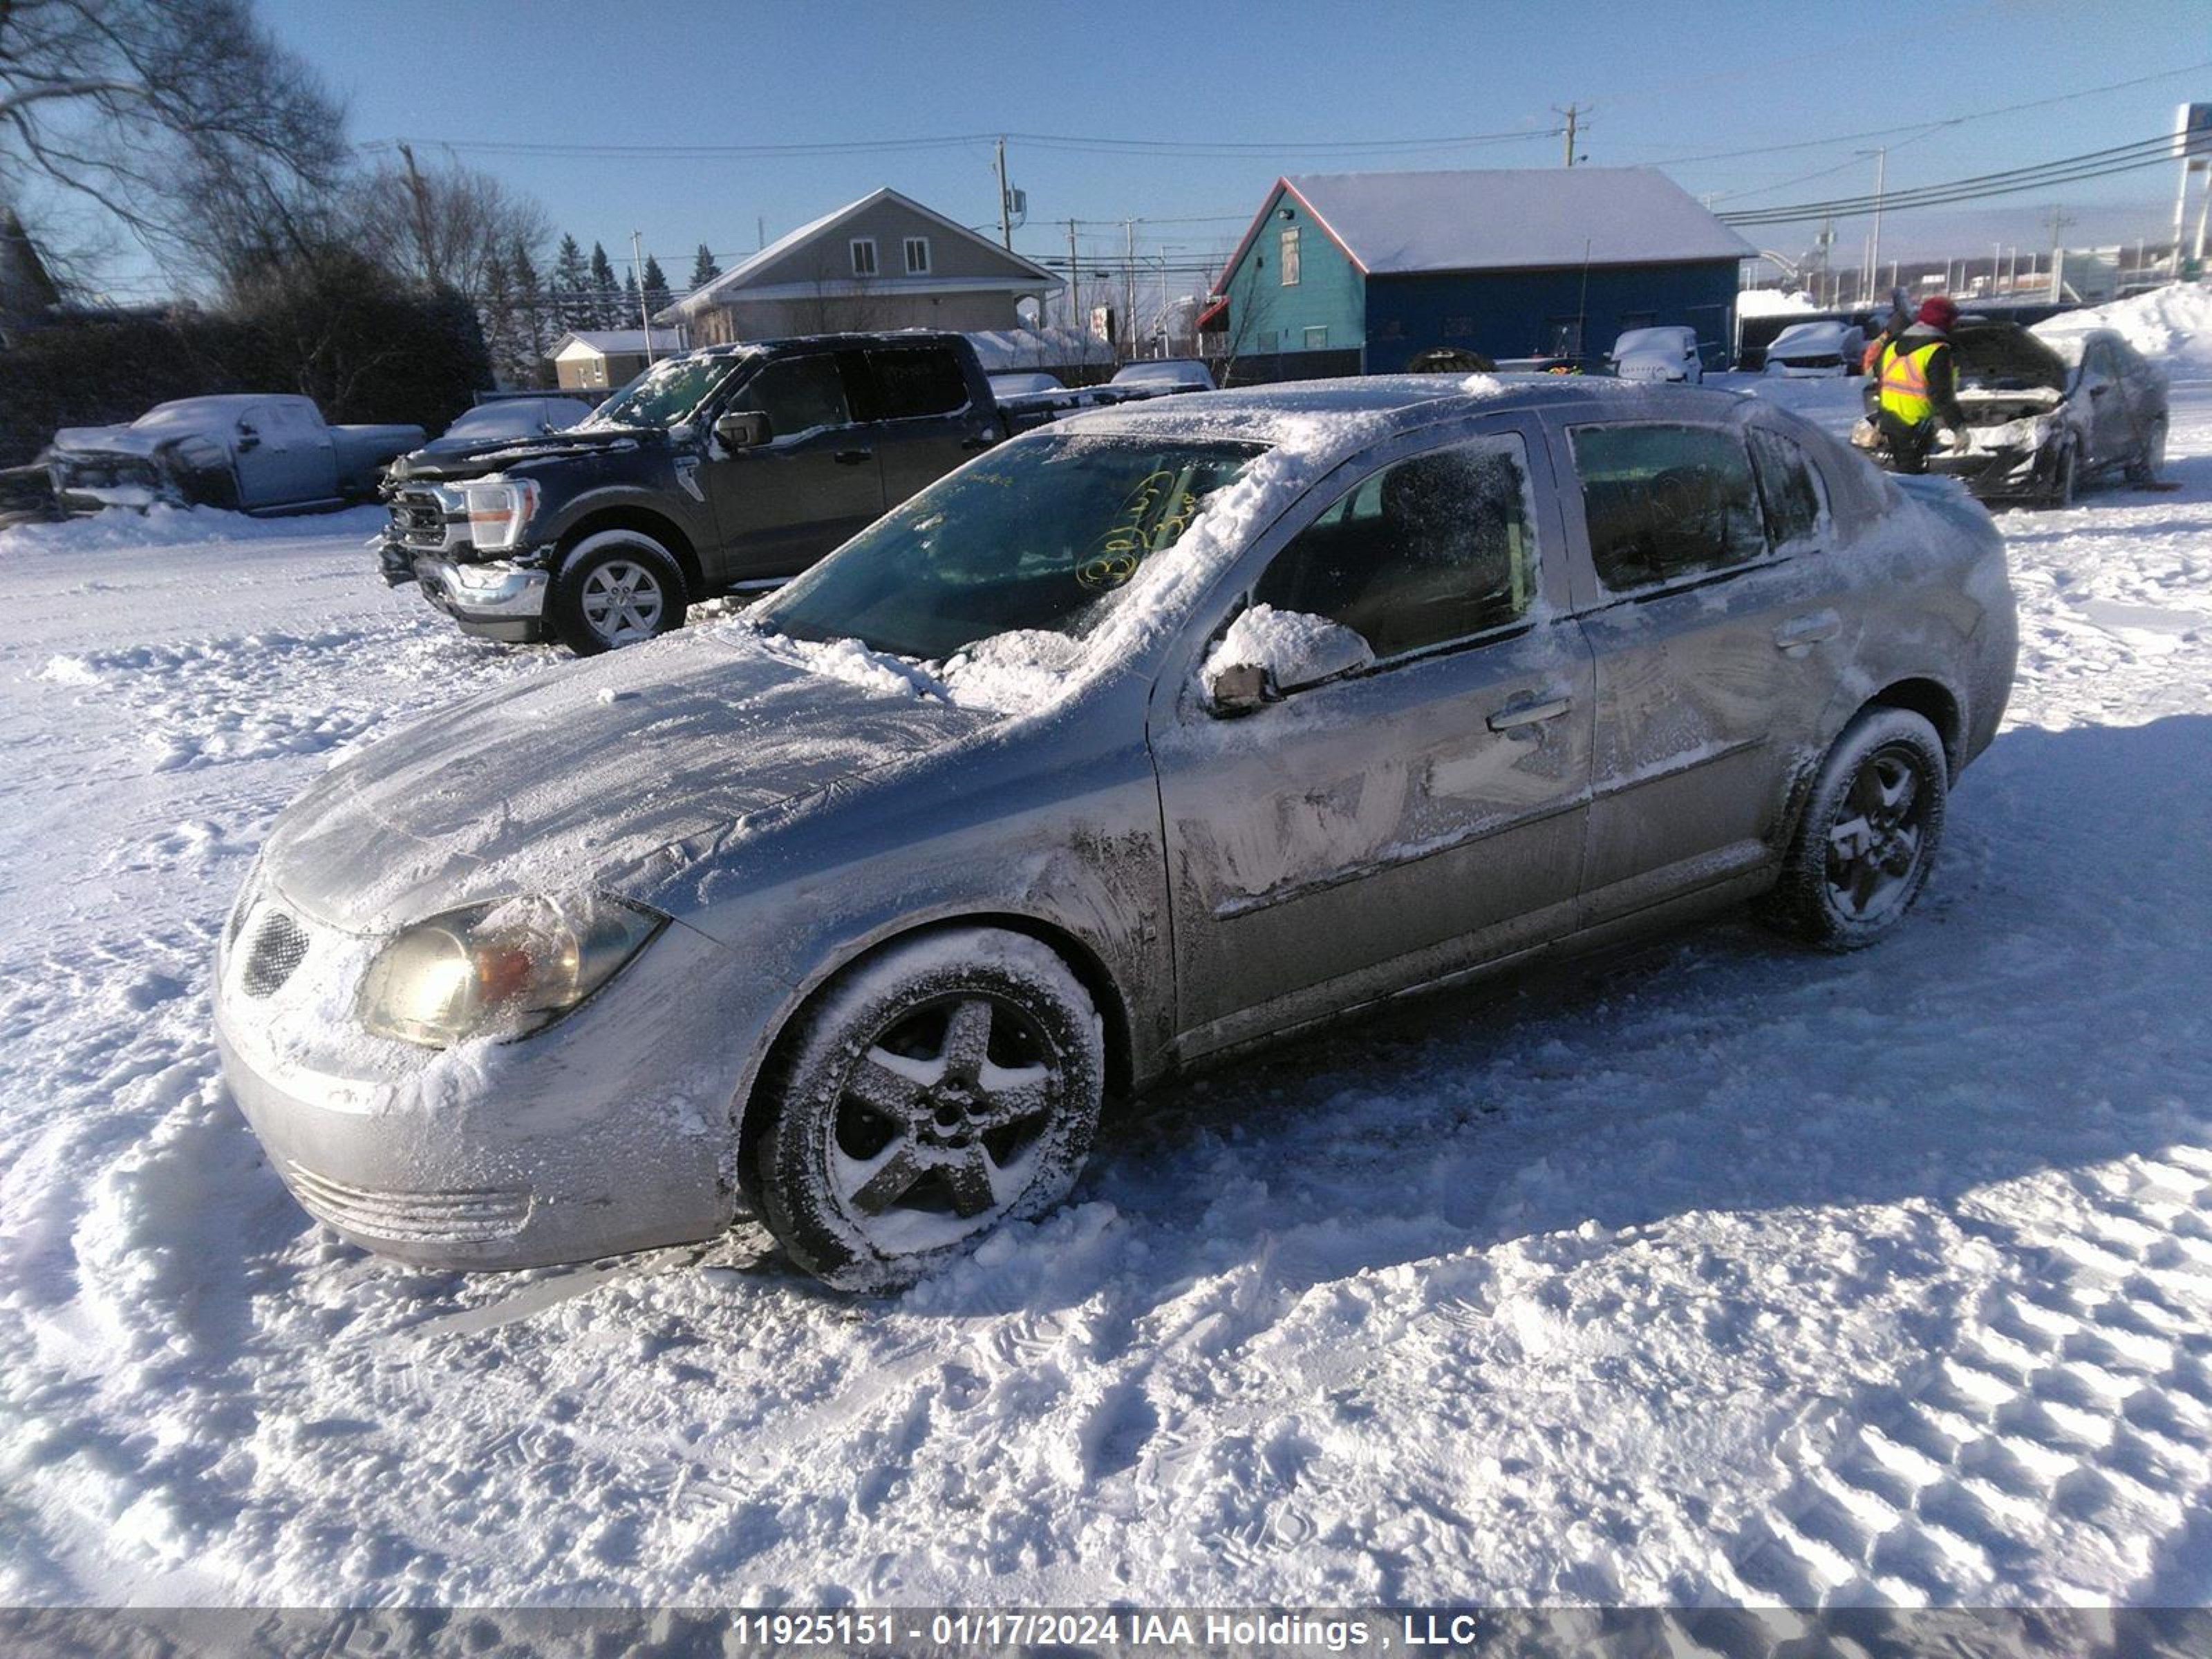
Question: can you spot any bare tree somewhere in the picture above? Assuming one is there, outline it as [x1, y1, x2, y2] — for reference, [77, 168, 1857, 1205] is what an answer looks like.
[350, 153, 550, 304]
[0, 0, 347, 277]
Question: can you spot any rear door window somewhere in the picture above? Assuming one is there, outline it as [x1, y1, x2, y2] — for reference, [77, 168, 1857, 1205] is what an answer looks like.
[1569, 423, 1770, 594]
[1747, 428, 1827, 551]
[866, 347, 970, 420]
[1253, 436, 1539, 661]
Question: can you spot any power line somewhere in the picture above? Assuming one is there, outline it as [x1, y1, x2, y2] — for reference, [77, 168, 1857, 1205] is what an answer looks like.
[1719, 132, 2187, 227]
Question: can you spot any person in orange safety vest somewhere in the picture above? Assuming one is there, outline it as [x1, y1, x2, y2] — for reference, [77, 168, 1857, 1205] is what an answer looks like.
[1872, 295, 1967, 474]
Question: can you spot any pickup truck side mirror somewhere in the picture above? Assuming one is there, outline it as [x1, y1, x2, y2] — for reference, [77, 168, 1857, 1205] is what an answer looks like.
[236, 421, 261, 452]
[714, 411, 772, 450]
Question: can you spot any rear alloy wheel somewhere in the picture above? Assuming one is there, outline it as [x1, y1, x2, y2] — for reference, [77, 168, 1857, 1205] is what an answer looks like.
[549, 532, 687, 655]
[756, 928, 1105, 1291]
[2126, 420, 2166, 485]
[1762, 707, 1948, 950]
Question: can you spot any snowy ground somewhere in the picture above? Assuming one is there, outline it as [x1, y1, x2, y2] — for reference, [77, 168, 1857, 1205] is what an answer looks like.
[1, 365, 2209, 1611]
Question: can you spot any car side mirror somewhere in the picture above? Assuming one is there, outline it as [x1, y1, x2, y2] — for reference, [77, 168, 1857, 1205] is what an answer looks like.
[1204, 608, 1375, 717]
[714, 411, 772, 449]
[236, 421, 260, 451]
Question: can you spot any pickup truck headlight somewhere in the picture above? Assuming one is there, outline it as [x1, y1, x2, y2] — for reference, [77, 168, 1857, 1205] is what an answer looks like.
[358, 893, 666, 1048]
[464, 478, 538, 552]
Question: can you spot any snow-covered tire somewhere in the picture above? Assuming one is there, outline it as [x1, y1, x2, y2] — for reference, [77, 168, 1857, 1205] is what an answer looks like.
[756, 928, 1105, 1293]
[2125, 420, 2166, 485]
[548, 531, 687, 655]
[2044, 442, 2078, 509]
[1761, 707, 1948, 951]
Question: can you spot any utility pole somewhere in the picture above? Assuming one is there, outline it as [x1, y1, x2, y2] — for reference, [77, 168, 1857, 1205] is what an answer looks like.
[1124, 219, 1136, 362]
[1554, 103, 1588, 167]
[1067, 218, 1080, 346]
[631, 229, 656, 362]
[1857, 147, 1888, 308]
[2044, 205, 2074, 302]
[396, 142, 438, 285]
[996, 138, 1013, 250]
[1992, 241, 2002, 298]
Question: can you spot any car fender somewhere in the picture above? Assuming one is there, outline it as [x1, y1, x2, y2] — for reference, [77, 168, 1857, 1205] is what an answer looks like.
[534, 483, 711, 572]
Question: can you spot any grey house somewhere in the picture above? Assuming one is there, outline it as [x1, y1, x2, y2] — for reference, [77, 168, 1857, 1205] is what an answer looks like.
[661, 188, 1060, 345]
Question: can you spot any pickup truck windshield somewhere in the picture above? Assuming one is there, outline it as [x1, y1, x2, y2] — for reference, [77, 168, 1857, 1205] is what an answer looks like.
[758, 433, 1263, 662]
[581, 355, 746, 429]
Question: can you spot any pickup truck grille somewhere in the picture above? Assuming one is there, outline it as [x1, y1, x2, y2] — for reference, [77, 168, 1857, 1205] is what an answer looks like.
[393, 486, 464, 551]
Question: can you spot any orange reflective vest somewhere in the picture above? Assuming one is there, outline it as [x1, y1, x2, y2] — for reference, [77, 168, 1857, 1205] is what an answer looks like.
[1877, 339, 1944, 424]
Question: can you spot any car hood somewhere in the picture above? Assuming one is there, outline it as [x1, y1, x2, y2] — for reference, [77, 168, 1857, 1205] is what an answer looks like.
[261, 628, 997, 934]
[48, 424, 165, 459]
[387, 424, 664, 482]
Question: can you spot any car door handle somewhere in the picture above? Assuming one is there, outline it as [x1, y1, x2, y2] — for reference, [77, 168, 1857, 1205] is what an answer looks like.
[1488, 696, 1573, 731]
[833, 449, 874, 466]
[1774, 611, 1841, 652]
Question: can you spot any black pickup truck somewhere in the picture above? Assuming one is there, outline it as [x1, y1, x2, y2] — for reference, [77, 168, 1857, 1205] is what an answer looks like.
[379, 332, 1011, 653]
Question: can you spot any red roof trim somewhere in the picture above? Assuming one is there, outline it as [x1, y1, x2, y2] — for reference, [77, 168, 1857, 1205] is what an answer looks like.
[1203, 176, 1373, 308]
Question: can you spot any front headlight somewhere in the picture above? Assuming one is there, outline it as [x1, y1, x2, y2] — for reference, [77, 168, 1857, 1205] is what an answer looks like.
[464, 478, 538, 552]
[358, 892, 666, 1048]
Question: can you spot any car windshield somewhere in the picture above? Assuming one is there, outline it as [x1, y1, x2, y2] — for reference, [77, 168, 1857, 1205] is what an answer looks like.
[1615, 330, 1687, 354]
[756, 433, 1263, 662]
[580, 355, 745, 429]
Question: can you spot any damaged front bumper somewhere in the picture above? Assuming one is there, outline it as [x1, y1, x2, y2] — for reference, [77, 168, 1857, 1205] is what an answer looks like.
[414, 553, 552, 644]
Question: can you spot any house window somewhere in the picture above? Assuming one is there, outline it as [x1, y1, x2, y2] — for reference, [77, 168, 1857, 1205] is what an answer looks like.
[850, 238, 878, 277]
[1258, 330, 1280, 353]
[1302, 326, 1328, 350]
[1280, 227, 1301, 287]
[903, 236, 930, 275]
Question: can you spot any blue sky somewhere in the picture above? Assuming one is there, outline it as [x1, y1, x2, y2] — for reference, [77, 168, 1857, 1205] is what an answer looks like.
[221, 1, 2212, 298]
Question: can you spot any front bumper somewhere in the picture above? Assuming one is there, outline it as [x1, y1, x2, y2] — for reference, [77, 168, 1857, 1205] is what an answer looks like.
[213, 888, 742, 1269]
[414, 554, 552, 644]
[1928, 443, 2062, 502]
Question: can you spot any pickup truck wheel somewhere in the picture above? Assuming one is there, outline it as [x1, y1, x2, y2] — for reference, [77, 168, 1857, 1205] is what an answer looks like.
[755, 928, 1105, 1293]
[1761, 707, 1947, 951]
[550, 532, 687, 655]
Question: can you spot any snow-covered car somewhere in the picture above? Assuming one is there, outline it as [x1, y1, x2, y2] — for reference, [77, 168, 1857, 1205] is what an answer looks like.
[1609, 326, 1704, 383]
[1853, 321, 2168, 507]
[216, 378, 2016, 1291]
[1110, 357, 1217, 393]
[986, 371, 1065, 400]
[415, 396, 594, 458]
[44, 395, 424, 516]
[1763, 320, 1868, 378]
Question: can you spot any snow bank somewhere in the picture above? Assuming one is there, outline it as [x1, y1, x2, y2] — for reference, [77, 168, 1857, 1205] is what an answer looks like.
[1736, 288, 1818, 319]
[0, 503, 386, 556]
[2034, 281, 2212, 370]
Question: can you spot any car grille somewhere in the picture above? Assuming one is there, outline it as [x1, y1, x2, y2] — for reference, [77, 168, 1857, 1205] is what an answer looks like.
[285, 1162, 532, 1243]
[393, 487, 462, 551]
[240, 908, 311, 998]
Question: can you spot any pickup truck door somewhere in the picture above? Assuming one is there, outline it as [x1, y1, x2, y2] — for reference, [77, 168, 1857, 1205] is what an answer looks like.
[700, 350, 886, 581]
[233, 400, 336, 507]
[856, 343, 999, 510]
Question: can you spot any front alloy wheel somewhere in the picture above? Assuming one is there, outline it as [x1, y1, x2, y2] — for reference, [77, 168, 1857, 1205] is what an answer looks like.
[580, 559, 666, 646]
[549, 532, 688, 655]
[757, 929, 1105, 1291]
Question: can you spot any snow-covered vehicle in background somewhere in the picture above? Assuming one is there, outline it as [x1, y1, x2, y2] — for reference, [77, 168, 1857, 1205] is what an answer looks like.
[413, 395, 595, 458]
[1110, 357, 1217, 393]
[1763, 319, 1867, 378]
[218, 377, 2016, 1291]
[44, 395, 423, 516]
[1853, 319, 2168, 507]
[1608, 325, 1705, 383]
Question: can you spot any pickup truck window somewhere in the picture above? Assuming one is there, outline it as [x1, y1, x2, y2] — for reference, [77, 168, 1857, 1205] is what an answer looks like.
[756, 433, 1261, 662]
[727, 355, 851, 440]
[583, 355, 744, 430]
[867, 348, 968, 420]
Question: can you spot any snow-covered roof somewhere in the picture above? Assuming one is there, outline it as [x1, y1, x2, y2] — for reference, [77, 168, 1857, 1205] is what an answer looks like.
[665, 188, 1058, 321]
[547, 329, 683, 360]
[1259, 167, 1755, 276]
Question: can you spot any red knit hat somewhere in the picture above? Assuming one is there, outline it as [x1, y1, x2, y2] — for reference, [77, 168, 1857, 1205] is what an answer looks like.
[1917, 296, 1959, 330]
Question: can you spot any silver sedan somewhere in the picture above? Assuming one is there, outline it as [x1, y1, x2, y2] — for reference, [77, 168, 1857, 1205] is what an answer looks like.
[215, 379, 2017, 1291]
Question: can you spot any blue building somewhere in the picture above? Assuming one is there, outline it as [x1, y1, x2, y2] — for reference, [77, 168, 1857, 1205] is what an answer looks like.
[1195, 168, 1754, 379]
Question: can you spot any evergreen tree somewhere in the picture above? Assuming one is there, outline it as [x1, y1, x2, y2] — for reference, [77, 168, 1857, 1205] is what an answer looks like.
[550, 233, 590, 332]
[510, 238, 549, 386]
[688, 243, 721, 291]
[641, 253, 673, 319]
[620, 269, 641, 330]
[479, 250, 518, 388]
[588, 241, 619, 328]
